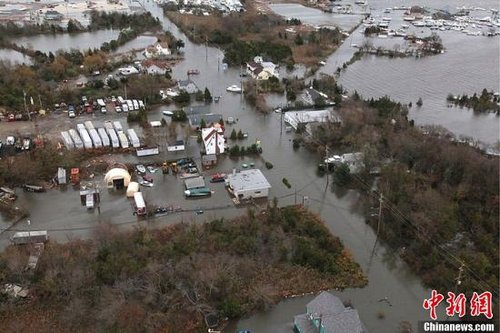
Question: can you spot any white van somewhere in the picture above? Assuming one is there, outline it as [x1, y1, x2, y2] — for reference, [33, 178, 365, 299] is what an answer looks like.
[133, 192, 146, 216]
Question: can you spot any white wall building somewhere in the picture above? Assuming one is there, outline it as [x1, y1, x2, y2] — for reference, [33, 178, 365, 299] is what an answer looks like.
[144, 42, 171, 58]
[202, 125, 225, 155]
[226, 169, 271, 200]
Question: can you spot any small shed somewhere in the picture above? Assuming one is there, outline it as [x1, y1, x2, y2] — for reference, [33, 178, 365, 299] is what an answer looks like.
[57, 167, 66, 185]
[126, 182, 139, 198]
[104, 168, 131, 189]
[184, 176, 205, 190]
[202, 154, 217, 167]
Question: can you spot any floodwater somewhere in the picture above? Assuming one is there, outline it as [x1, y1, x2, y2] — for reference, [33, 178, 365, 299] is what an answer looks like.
[268, 2, 500, 144]
[13, 30, 120, 53]
[268, 3, 363, 31]
[0, 0, 496, 332]
[0, 49, 32, 65]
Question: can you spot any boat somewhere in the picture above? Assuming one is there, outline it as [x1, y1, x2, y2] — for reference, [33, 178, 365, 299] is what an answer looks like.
[226, 85, 242, 93]
[242, 163, 249, 168]
[136, 164, 146, 174]
[187, 69, 200, 75]
[162, 110, 174, 116]
[354, 0, 366, 4]
[184, 187, 211, 197]
[210, 173, 226, 183]
[138, 179, 153, 187]
[318, 61, 326, 66]
[384, 8, 391, 13]
[403, 16, 415, 21]
[22, 184, 46, 193]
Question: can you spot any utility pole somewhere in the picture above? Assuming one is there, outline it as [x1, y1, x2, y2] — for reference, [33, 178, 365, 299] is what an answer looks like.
[294, 187, 297, 204]
[376, 193, 383, 236]
[325, 146, 329, 190]
[23, 90, 31, 121]
[280, 109, 283, 136]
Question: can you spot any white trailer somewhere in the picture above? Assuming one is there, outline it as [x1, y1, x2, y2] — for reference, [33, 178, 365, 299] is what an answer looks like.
[126, 100, 134, 111]
[127, 129, 140, 148]
[138, 100, 145, 109]
[97, 128, 110, 147]
[118, 96, 125, 104]
[11, 230, 48, 245]
[136, 146, 159, 157]
[88, 129, 102, 148]
[84, 121, 95, 131]
[97, 99, 106, 107]
[113, 121, 123, 132]
[107, 128, 120, 148]
[132, 99, 139, 111]
[60, 131, 74, 149]
[118, 131, 129, 148]
[68, 129, 83, 149]
[77, 124, 93, 149]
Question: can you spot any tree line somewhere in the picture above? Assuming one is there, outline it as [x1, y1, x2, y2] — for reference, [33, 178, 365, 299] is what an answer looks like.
[0, 205, 366, 331]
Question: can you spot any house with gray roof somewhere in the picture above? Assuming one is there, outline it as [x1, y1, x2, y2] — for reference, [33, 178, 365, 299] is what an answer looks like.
[188, 114, 223, 130]
[177, 79, 199, 94]
[294, 291, 367, 333]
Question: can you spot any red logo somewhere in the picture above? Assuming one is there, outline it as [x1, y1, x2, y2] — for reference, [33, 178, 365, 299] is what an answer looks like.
[423, 290, 493, 320]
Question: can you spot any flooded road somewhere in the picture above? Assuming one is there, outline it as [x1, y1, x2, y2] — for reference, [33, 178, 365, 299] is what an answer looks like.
[0, 0, 496, 331]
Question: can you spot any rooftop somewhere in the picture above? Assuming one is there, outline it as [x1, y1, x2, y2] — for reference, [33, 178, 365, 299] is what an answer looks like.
[188, 114, 223, 127]
[226, 169, 271, 192]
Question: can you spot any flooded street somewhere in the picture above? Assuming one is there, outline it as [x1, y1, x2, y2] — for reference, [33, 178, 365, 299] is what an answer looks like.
[0, 0, 498, 331]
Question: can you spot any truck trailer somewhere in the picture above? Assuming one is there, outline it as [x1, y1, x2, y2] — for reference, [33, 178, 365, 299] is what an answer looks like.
[127, 129, 140, 148]
[60, 131, 74, 149]
[68, 129, 83, 149]
[97, 128, 110, 147]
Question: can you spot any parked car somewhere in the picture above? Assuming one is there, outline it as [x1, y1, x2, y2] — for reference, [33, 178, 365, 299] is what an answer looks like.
[68, 110, 76, 118]
[142, 175, 153, 183]
[7, 114, 15, 122]
[100, 107, 107, 114]
[115, 106, 122, 113]
[122, 104, 129, 112]
[6, 136, 15, 145]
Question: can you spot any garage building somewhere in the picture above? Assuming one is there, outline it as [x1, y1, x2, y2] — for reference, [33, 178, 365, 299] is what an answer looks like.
[226, 169, 271, 200]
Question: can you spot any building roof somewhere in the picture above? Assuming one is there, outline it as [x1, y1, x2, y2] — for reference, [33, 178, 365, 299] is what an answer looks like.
[307, 291, 346, 315]
[157, 42, 170, 49]
[184, 176, 206, 189]
[184, 105, 210, 115]
[178, 79, 196, 87]
[227, 169, 271, 192]
[188, 114, 223, 127]
[202, 154, 217, 162]
[104, 168, 131, 183]
[294, 291, 366, 333]
[142, 59, 170, 69]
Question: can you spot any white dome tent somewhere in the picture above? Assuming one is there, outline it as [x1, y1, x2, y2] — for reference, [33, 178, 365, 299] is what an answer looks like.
[104, 167, 131, 190]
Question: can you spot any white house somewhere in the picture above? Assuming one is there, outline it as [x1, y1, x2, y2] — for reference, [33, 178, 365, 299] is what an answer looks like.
[202, 125, 225, 155]
[284, 109, 337, 130]
[143, 60, 170, 75]
[246, 56, 278, 80]
[144, 42, 171, 58]
[118, 66, 139, 76]
[178, 79, 199, 94]
[226, 169, 271, 200]
[324, 152, 365, 174]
